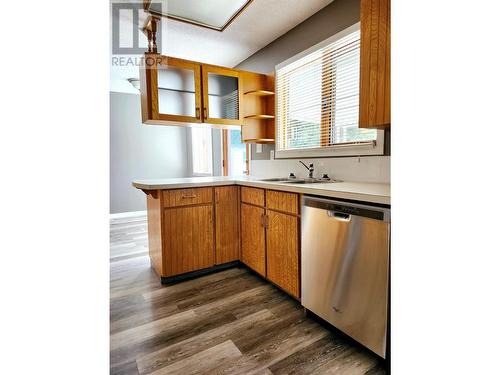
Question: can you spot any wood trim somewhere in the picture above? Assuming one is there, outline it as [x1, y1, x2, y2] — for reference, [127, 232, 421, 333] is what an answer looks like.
[222, 129, 229, 176]
[359, 0, 390, 128]
[144, 0, 254, 32]
[146, 192, 163, 276]
[245, 143, 250, 175]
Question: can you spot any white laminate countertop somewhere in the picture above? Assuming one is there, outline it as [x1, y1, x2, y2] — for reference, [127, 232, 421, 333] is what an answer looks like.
[133, 176, 390, 205]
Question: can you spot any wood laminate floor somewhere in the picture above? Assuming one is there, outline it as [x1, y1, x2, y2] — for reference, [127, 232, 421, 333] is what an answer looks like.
[110, 214, 387, 375]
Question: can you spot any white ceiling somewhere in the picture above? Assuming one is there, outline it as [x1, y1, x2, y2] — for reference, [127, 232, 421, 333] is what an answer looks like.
[150, 0, 250, 29]
[110, 0, 334, 93]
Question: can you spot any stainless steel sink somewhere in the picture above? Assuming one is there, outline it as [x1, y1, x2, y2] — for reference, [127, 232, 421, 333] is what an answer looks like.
[259, 177, 339, 184]
[259, 178, 298, 182]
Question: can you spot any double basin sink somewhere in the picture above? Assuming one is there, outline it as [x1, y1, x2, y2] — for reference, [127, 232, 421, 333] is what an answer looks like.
[259, 177, 339, 184]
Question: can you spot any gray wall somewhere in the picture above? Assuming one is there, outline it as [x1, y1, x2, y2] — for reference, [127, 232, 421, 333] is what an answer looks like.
[236, 0, 360, 74]
[110, 92, 189, 214]
[235, 0, 360, 160]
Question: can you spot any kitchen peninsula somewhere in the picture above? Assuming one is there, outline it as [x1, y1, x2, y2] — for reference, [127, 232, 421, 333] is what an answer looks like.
[133, 176, 390, 297]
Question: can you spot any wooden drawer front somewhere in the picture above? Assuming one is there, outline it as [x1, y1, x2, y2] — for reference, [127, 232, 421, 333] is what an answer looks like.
[241, 186, 265, 206]
[163, 187, 213, 207]
[266, 190, 299, 215]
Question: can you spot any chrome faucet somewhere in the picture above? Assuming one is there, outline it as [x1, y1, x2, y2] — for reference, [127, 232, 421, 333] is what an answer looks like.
[299, 161, 314, 178]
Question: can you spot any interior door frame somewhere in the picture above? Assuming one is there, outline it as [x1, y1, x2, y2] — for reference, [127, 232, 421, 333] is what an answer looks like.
[222, 130, 229, 176]
[221, 129, 250, 176]
[202, 64, 243, 126]
[154, 56, 202, 124]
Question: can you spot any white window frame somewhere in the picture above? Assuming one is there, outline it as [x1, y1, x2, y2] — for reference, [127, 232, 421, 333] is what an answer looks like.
[274, 22, 384, 159]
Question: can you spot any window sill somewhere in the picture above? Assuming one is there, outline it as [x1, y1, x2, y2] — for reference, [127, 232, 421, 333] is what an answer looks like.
[275, 130, 385, 159]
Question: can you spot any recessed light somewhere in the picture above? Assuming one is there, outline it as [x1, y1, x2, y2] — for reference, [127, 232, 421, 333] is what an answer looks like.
[145, 0, 253, 31]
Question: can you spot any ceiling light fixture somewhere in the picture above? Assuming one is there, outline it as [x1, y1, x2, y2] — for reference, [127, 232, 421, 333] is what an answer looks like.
[145, 0, 253, 32]
[128, 78, 141, 91]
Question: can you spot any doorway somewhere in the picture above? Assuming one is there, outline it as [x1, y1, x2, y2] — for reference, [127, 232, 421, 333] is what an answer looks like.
[222, 129, 249, 176]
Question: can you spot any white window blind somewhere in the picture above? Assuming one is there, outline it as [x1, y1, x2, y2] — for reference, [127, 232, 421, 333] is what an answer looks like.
[276, 24, 378, 156]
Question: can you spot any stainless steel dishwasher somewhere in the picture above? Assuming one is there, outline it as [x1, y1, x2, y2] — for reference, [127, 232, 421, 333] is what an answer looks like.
[301, 196, 390, 358]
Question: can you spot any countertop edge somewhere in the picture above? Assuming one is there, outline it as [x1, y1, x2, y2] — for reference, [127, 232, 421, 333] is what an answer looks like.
[132, 180, 390, 205]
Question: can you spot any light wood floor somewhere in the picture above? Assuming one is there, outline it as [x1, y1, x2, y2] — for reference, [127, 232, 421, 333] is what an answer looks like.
[110, 214, 387, 375]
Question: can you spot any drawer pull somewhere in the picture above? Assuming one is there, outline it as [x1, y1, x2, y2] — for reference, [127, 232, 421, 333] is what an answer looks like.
[182, 195, 197, 199]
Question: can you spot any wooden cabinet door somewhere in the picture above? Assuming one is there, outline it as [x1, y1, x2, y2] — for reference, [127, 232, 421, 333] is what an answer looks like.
[202, 65, 243, 125]
[164, 205, 214, 276]
[266, 210, 299, 298]
[147, 56, 203, 124]
[215, 186, 239, 264]
[359, 0, 390, 128]
[240, 203, 266, 276]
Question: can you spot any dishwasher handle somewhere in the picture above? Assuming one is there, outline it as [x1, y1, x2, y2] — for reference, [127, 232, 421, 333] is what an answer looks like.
[327, 211, 351, 222]
[303, 196, 390, 223]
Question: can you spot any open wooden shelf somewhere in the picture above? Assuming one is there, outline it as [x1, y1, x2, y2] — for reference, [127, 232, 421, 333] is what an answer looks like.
[243, 90, 275, 96]
[244, 114, 275, 120]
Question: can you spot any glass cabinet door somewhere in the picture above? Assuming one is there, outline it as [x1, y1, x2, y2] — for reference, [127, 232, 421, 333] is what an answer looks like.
[155, 58, 202, 123]
[202, 66, 242, 125]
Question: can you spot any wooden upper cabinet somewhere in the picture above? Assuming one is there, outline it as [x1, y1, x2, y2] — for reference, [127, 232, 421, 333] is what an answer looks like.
[359, 0, 391, 129]
[141, 55, 203, 124]
[215, 186, 240, 264]
[266, 210, 299, 298]
[202, 65, 242, 126]
[140, 54, 275, 137]
[241, 71, 275, 143]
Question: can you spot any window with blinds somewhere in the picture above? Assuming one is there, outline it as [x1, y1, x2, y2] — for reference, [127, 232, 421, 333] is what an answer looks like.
[276, 23, 380, 157]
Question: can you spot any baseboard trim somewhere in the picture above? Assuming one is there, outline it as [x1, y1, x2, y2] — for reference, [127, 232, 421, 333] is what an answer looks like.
[110, 210, 147, 219]
[161, 261, 240, 285]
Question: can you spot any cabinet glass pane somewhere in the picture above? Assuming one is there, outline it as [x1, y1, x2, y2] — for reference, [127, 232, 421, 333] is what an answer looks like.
[157, 65, 196, 117]
[208, 73, 239, 120]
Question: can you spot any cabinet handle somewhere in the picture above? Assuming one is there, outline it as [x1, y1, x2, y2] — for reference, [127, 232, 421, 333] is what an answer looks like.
[260, 214, 265, 227]
[182, 195, 197, 199]
[203, 108, 207, 120]
[195, 107, 200, 119]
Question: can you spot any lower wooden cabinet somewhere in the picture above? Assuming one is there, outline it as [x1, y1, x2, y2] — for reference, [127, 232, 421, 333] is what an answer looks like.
[239, 189, 300, 298]
[164, 204, 214, 276]
[144, 186, 299, 295]
[240, 202, 266, 276]
[266, 210, 300, 298]
[215, 186, 240, 264]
